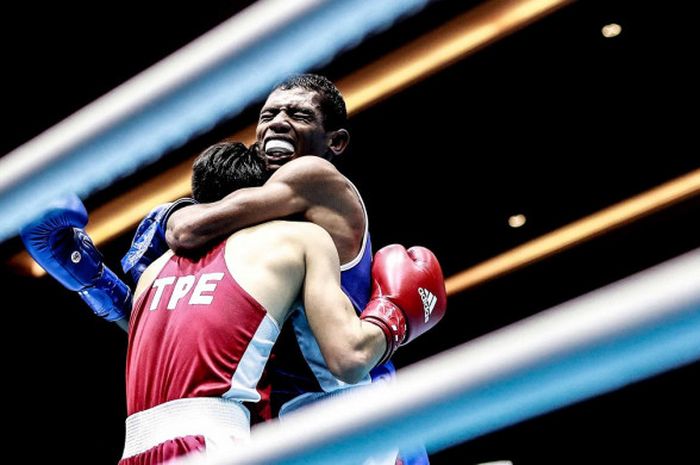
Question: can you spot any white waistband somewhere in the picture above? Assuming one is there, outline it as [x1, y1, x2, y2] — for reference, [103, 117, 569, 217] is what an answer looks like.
[122, 397, 251, 459]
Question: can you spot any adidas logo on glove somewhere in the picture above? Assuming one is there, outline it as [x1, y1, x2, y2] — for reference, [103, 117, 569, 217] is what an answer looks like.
[418, 287, 437, 323]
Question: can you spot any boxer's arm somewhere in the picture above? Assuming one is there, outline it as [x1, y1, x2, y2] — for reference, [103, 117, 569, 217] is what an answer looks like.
[300, 224, 386, 384]
[166, 157, 344, 254]
[166, 182, 306, 253]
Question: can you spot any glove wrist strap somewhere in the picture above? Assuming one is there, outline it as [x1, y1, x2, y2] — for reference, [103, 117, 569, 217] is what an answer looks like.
[360, 298, 406, 366]
[79, 266, 132, 322]
[161, 197, 198, 231]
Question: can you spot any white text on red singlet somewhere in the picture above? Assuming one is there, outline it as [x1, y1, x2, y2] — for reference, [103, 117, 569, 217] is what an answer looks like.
[149, 272, 224, 311]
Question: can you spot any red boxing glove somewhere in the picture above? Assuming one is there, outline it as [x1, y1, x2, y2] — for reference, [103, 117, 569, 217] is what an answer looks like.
[360, 244, 447, 365]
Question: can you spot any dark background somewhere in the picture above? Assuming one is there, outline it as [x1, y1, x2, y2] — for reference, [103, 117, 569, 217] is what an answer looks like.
[2, 0, 698, 463]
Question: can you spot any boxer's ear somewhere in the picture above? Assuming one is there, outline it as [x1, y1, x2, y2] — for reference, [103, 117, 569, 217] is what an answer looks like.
[327, 129, 349, 158]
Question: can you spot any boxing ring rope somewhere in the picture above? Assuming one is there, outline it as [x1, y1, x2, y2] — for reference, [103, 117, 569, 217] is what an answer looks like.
[0, 0, 432, 242]
[9, 0, 574, 277]
[214, 248, 700, 465]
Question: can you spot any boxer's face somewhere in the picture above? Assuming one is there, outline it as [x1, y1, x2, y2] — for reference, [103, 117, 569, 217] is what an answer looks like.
[257, 88, 330, 171]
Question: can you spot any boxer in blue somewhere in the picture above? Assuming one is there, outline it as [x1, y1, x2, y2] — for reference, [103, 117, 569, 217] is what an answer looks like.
[163, 74, 433, 464]
[28, 74, 436, 465]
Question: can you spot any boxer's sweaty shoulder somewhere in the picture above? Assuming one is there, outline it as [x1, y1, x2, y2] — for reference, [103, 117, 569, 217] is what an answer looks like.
[224, 221, 330, 325]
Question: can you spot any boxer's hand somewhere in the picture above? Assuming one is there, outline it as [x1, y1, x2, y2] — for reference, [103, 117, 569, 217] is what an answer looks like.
[360, 244, 447, 365]
[21, 194, 131, 322]
[121, 198, 197, 283]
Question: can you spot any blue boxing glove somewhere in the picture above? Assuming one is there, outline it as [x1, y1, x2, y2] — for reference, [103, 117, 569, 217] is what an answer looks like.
[20, 194, 131, 323]
[121, 198, 197, 283]
[121, 203, 169, 284]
